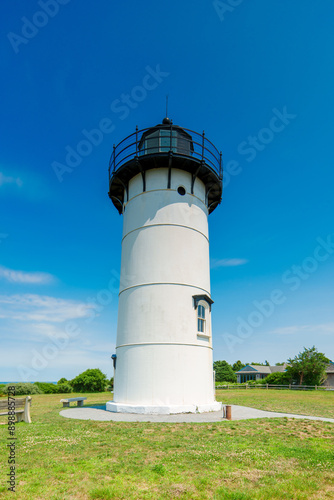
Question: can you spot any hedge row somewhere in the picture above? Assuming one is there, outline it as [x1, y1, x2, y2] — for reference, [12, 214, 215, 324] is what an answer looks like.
[0, 370, 114, 396]
[0, 382, 73, 396]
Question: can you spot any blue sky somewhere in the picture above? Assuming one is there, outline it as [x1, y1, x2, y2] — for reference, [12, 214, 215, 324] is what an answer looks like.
[1, 1, 333, 381]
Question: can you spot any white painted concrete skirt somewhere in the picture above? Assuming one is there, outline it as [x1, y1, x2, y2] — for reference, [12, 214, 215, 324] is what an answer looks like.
[106, 401, 222, 415]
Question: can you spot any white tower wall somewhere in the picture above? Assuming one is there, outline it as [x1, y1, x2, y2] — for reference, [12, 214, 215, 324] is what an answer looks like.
[107, 168, 221, 414]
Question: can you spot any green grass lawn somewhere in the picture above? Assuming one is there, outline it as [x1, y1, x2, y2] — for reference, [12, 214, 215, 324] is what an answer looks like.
[0, 390, 333, 499]
[216, 388, 334, 419]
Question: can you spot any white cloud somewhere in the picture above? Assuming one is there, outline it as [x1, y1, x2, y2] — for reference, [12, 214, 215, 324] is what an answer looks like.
[0, 265, 54, 284]
[30, 322, 70, 338]
[211, 258, 248, 269]
[0, 294, 113, 381]
[268, 324, 334, 335]
[0, 294, 97, 323]
[0, 344, 116, 381]
[0, 172, 23, 188]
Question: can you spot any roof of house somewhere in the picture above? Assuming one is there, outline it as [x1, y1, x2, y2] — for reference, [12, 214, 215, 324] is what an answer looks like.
[236, 364, 287, 374]
[236, 361, 334, 375]
[269, 365, 287, 373]
[326, 362, 334, 374]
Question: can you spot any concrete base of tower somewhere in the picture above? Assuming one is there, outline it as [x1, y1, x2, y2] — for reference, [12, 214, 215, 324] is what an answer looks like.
[106, 401, 222, 415]
[196, 402, 222, 413]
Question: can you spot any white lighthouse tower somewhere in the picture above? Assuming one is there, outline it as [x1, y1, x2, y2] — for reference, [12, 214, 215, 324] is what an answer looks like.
[106, 118, 223, 414]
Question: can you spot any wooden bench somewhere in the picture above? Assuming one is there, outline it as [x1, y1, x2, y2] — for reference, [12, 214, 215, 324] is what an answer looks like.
[0, 396, 32, 423]
[60, 397, 87, 408]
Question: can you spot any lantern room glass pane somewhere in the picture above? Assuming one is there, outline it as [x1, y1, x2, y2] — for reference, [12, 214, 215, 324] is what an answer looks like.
[145, 131, 159, 154]
[177, 135, 190, 155]
[160, 130, 177, 152]
[139, 128, 193, 156]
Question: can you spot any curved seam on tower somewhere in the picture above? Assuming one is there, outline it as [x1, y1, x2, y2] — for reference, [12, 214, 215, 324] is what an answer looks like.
[125, 187, 208, 211]
[122, 223, 209, 244]
[118, 282, 211, 296]
[116, 342, 213, 349]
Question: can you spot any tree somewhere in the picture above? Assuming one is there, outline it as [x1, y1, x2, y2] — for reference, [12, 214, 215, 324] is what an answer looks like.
[232, 360, 245, 372]
[286, 346, 329, 386]
[57, 377, 68, 385]
[57, 383, 73, 394]
[34, 382, 58, 394]
[249, 361, 270, 366]
[57, 378, 72, 393]
[213, 361, 237, 383]
[71, 368, 108, 393]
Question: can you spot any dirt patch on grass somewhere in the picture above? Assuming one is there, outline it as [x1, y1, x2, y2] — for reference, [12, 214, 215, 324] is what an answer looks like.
[312, 485, 334, 499]
[167, 483, 191, 497]
[229, 468, 266, 483]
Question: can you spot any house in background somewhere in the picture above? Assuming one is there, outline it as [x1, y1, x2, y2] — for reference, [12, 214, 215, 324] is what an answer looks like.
[323, 362, 334, 387]
[236, 364, 287, 383]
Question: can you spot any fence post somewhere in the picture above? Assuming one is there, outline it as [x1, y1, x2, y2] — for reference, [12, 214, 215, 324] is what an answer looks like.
[289, 384, 291, 390]
[266, 384, 268, 390]
[246, 383, 248, 390]
[315, 385, 317, 390]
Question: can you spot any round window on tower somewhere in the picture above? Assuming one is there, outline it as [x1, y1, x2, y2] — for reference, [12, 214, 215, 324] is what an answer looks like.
[177, 186, 186, 196]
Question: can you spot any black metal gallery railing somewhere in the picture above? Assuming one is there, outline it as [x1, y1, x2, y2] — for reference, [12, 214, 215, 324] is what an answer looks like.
[108, 125, 222, 181]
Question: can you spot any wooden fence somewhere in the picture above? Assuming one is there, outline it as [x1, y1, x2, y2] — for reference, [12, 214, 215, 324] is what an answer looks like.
[216, 384, 334, 391]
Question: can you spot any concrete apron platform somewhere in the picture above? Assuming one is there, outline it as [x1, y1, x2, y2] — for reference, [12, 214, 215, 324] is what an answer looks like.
[106, 401, 222, 414]
[59, 404, 334, 423]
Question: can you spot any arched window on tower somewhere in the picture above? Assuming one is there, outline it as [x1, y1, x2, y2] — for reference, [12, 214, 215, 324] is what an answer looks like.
[197, 304, 206, 333]
[193, 294, 213, 339]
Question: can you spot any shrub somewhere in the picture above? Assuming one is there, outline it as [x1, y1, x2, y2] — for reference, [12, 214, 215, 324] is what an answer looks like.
[247, 379, 266, 385]
[215, 381, 238, 387]
[3, 383, 42, 395]
[57, 377, 68, 385]
[34, 382, 58, 394]
[213, 361, 237, 383]
[33, 381, 72, 394]
[57, 383, 72, 394]
[71, 369, 108, 393]
[263, 371, 291, 385]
